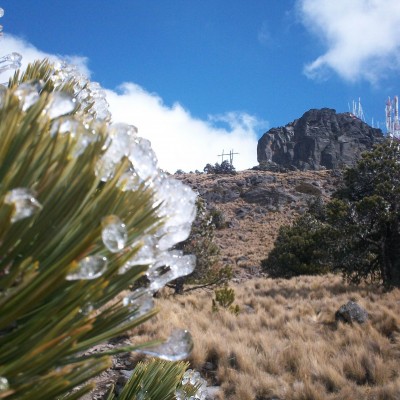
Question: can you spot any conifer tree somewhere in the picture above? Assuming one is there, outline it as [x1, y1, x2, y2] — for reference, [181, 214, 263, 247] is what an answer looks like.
[263, 141, 400, 288]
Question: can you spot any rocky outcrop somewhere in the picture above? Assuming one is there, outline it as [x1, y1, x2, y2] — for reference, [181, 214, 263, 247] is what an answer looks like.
[257, 108, 384, 170]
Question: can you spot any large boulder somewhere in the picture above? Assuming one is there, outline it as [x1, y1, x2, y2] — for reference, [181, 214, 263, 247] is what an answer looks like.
[257, 108, 384, 170]
[335, 301, 368, 324]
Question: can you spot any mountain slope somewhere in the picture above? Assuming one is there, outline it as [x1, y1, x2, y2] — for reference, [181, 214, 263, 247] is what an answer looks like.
[176, 169, 339, 279]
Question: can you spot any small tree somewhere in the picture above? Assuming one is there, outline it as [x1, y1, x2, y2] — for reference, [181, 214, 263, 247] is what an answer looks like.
[326, 141, 400, 286]
[172, 198, 231, 294]
[263, 141, 400, 287]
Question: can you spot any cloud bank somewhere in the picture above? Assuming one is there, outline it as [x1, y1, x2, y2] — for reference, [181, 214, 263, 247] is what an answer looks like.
[106, 84, 262, 172]
[1, 35, 91, 80]
[298, 0, 400, 83]
[2, 35, 262, 173]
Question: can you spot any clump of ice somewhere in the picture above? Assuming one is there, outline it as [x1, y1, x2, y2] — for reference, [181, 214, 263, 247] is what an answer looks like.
[140, 329, 194, 361]
[51, 61, 112, 123]
[146, 250, 196, 293]
[5, 188, 43, 223]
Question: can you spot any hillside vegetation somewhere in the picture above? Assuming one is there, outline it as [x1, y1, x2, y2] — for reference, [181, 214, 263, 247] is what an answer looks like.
[167, 143, 400, 399]
[138, 275, 400, 400]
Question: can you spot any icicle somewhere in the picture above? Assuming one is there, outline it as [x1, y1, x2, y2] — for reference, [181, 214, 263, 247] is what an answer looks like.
[128, 137, 159, 182]
[119, 235, 157, 274]
[0, 52, 22, 73]
[147, 251, 196, 292]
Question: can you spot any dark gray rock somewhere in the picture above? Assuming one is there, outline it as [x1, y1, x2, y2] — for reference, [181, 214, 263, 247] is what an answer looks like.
[236, 206, 252, 218]
[199, 180, 241, 204]
[335, 301, 368, 324]
[257, 108, 383, 170]
[246, 174, 277, 186]
[242, 187, 297, 209]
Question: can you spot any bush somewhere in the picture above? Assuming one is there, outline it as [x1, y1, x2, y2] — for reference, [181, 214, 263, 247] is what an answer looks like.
[261, 213, 332, 278]
[209, 207, 228, 229]
[212, 285, 239, 315]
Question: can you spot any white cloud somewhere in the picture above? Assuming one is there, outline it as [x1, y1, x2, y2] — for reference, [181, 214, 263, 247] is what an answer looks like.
[1, 34, 90, 81]
[1, 35, 262, 173]
[106, 84, 262, 172]
[298, 0, 400, 83]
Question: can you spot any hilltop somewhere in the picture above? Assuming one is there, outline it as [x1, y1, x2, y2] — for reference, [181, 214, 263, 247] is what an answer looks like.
[258, 108, 383, 171]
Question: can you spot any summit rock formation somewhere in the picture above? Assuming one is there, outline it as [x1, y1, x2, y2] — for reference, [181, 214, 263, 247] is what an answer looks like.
[257, 108, 384, 171]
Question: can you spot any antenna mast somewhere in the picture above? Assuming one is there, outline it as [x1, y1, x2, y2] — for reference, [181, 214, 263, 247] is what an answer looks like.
[351, 97, 365, 121]
[385, 96, 400, 139]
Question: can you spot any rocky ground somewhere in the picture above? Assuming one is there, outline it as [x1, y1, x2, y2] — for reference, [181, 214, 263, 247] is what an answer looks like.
[177, 168, 340, 280]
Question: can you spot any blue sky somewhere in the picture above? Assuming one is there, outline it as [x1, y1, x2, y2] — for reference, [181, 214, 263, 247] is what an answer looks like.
[1, 1, 400, 171]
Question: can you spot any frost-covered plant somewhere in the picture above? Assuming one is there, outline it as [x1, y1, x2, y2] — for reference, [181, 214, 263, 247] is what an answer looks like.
[107, 359, 199, 400]
[175, 369, 208, 400]
[0, 56, 198, 399]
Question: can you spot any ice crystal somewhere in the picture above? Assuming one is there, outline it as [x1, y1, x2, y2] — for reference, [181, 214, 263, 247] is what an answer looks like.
[66, 256, 108, 280]
[101, 215, 128, 253]
[0, 377, 9, 392]
[51, 61, 111, 123]
[0, 52, 22, 74]
[14, 81, 43, 111]
[153, 178, 197, 251]
[46, 92, 76, 119]
[123, 288, 154, 319]
[141, 329, 193, 361]
[178, 369, 208, 400]
[119, 235, 157, 274]
[147, 251, 196, 292]
[5, 188, 42, 223]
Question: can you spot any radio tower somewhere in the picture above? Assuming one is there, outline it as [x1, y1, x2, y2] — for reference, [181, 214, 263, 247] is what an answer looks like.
[352, 98, 365, 121]
[386, 96, 400, 139]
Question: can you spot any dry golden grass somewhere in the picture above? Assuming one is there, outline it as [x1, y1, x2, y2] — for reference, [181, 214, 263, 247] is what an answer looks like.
[131, 274, 400, 400]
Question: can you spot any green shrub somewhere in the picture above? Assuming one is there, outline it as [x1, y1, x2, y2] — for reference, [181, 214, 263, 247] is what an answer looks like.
[261, 214, 332, 278]
[209, 207, 228, 229]
[203, 160, 236, 175]
[212, 285, 239, 315]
